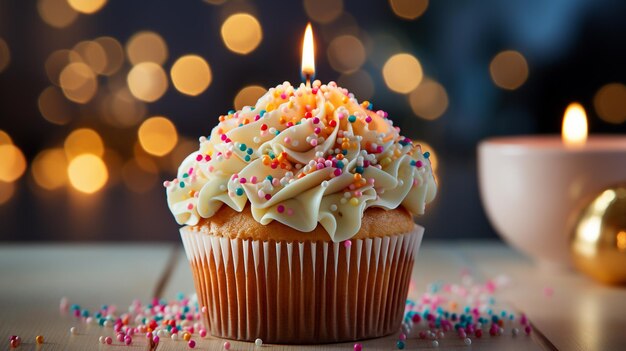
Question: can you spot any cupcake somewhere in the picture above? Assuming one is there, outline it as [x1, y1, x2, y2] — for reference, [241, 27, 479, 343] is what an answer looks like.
[165, 81, 437, 343]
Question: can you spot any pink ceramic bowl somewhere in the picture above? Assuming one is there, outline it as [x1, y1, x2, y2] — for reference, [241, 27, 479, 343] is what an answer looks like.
[478, 136, 626, 269]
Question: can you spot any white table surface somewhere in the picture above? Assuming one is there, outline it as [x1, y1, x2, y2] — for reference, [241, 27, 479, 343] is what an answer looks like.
[1, 241, 623, 350]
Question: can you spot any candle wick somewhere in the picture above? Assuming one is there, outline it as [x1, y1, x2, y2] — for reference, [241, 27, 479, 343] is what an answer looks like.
[304, 73, 312, 88]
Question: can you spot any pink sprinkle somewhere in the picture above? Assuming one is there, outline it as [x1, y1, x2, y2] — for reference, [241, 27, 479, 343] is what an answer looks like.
[239, 177, 246, 184]
[196, 154, 203, 161]
[338, 113, 345, 120]
[344, 240, 352, 248]
[354, 191, 362, 197]
[365, 116, 372, 123]
[280, 93, 287, 99]
[117, 333, 125, 342]
[283, 137, 291, 144]
[314, 127, 321, 134]
[201, 306, 207, 313]
[525, 325, 532, 335]
[220, 134, 227, 141]
[286, 208, 294, 216]
[264, 194, 272, 200]
[125, 336, 132, 345]
[258, 190, 265, 199]
[187, 204, 193, 210]
[334, 169, 342, 177]
[354, 343, 362, 351]
[200, 329, 207, 338]
[399, 333, 406, 341]
[224, 341, 231, 350]
[277, 205, 285, 213]
[188, 340, 196, 348]
[310, 139, 318, 146]
[205, 155, 211, 161]
[105, 336, 112, 345]
[543, 287, 554, 297]
[250, 176, 257, 184]
[312, 117, 320, 124]
[316, 163, 324, 170]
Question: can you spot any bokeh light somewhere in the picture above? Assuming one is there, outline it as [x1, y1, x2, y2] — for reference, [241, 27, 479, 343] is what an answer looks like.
[221, 13, 263, 54]
[127, 62, 168, 102]
[138, 116, 178, 156]
[327, 35, 366, 74]
[0, 130, 12, 145]
[67, 0, 107, 14]
[101, 87, 146, 127]
[126, 31, 168, 65]
[593, 83, 626, 124]
[67, 154, 108, 194]
[59, 62, 98, 103]
[303, 0, 343, 24]
[0, 144, 27, 182]
[122, 158, 158, 193]
[383, 53, 423, 93]
[72, 40, 108, 75]
[389, 0, 429, 20]
[0, 182, 15, 206]
[94, 36, 124, 76]
[233, 85, 266, 110]
[489, 50, 529, 90]
[338, 70, 374, 101]
[413, 140, 438, 171]
[64, 128, 104, 160]
[37, 0, 78, 28]
[45, 50, 81, 86]
[408, 78, 449, 120]
[38, 86, 73, 125]
[31, 148, 68, 190]
[0, 38, 10, 73]
[170, 55, 212, 96]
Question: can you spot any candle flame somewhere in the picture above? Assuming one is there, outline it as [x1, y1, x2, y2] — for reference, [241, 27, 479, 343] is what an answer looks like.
[562, 102, 588, 147]
[301, 23, 315, 84]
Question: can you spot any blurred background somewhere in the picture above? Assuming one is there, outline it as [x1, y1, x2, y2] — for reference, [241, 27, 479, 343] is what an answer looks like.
[1, 0, 626, 241]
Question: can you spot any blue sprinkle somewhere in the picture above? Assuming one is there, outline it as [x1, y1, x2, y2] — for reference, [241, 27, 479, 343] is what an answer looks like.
[260, 110, 266, 117]
[355, 166, 364, 173]
[244, 155, 251, 162]
[423, 151, 431, 159]
[396, 341, 405, 349]
[246, 148, 253, 155]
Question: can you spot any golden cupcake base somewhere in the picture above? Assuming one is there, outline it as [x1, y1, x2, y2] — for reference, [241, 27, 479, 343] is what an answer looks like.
[181, 226, 423, 344]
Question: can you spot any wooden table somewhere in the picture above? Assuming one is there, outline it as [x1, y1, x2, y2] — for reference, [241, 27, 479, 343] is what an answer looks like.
[1, 241, 624, 350]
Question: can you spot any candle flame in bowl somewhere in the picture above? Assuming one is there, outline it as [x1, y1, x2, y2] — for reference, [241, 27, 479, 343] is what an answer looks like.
[562, 102, 588, 147]
[301, 23, 315, 83]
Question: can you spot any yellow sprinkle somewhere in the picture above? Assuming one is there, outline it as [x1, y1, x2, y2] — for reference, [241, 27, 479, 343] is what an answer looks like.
[342, 96, 349, 103]
[266, 103, 276, 112]
[36, 335, 44, 344]
[379, 157, 391, 167]
[349, 197, 359, 206]
[183, 332, 191, 341]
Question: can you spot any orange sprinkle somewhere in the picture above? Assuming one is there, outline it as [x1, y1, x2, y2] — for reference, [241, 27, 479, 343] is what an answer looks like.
[336, 154, 344, 160]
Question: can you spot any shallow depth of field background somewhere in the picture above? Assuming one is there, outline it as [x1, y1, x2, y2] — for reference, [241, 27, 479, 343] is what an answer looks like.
[1, 0, 626, 241]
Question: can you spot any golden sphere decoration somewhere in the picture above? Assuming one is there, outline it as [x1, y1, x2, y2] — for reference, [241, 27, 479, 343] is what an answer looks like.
[571, 183, 626, 284]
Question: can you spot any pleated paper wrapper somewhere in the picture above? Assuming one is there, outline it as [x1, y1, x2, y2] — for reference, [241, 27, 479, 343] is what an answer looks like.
[180, 225, 423, 344]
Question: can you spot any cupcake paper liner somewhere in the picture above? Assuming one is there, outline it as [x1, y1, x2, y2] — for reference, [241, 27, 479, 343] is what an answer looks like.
[180, 225, 423, 344]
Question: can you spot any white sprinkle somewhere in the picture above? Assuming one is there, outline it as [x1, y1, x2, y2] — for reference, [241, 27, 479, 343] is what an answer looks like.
[330, 204, 338, 212]
[432, 340, 439, 347]
[255, 338, 263, 346]
[171, 333, 179, 341]
[464, 337, 472, 345]
[70, 327, 77, 335]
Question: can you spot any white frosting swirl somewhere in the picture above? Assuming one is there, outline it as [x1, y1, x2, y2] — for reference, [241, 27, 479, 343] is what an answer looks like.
[165, 81, 437, 242]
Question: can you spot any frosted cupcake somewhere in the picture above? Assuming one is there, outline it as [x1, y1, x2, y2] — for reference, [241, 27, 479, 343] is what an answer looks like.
[165, 80, 437, 343]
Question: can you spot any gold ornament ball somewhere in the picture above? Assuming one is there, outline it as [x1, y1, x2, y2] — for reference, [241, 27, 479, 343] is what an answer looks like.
[571, 183, 626, 284]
